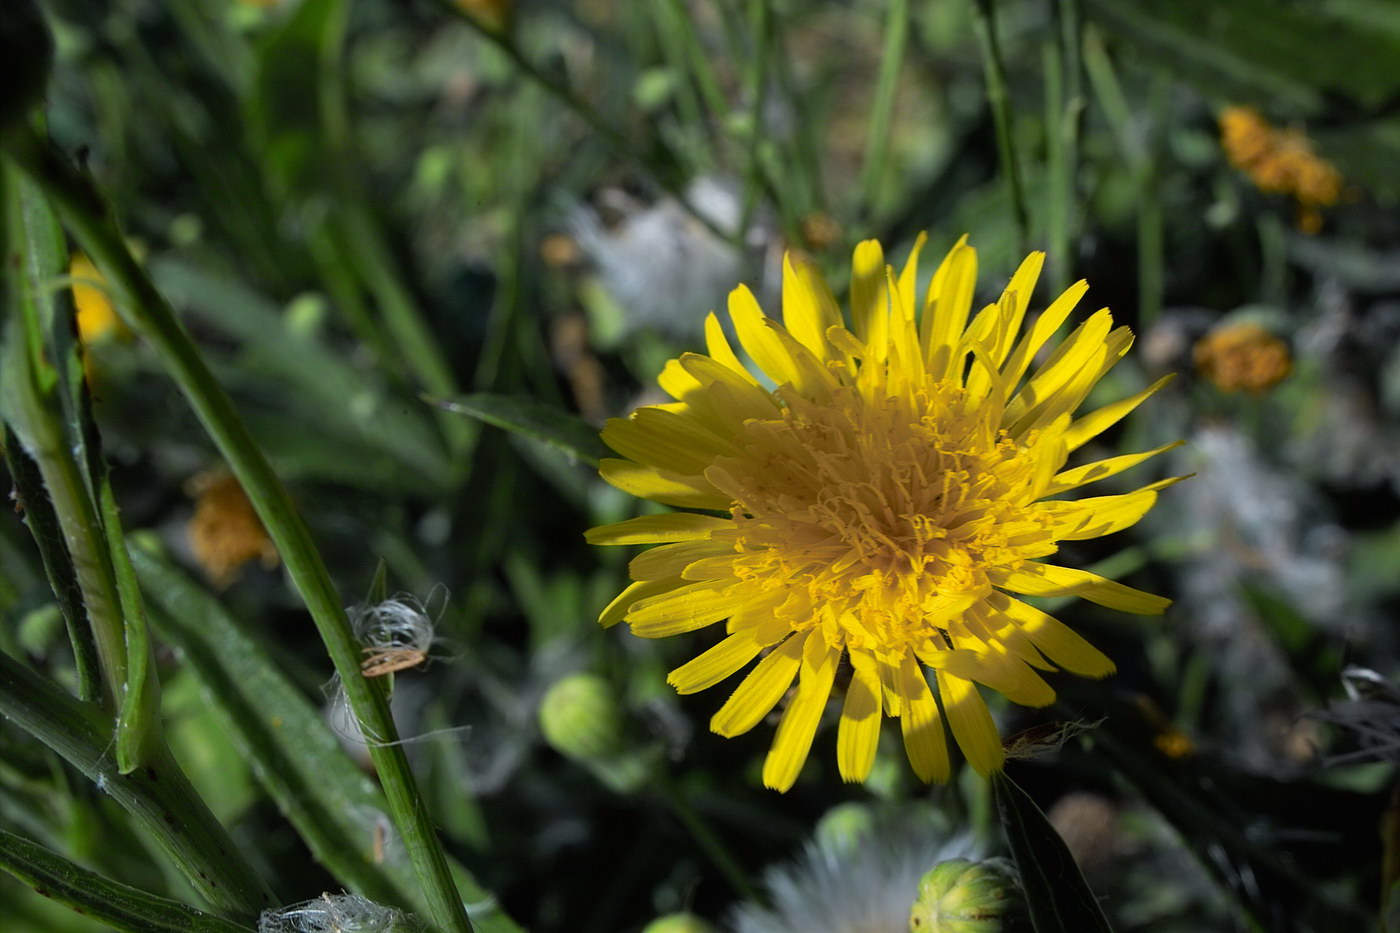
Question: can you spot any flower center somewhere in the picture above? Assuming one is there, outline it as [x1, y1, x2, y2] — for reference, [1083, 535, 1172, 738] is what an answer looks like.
[706, 382, 1047, 654]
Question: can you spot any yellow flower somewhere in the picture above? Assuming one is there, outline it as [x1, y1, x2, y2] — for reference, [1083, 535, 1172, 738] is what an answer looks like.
[587, 237, 1180, 791]
[71, 253, 130, 345]
[187, 471, 278, 588]
[1193, 321, 1292, 395]
[1218, 106, 1343, 235]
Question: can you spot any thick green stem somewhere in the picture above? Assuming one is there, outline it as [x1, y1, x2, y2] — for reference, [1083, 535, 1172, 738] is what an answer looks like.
[970, 0, 1029, 250]
[0, 651, 274, 921]
[0, 128, 473, 933]
[0, 827, 253, 933]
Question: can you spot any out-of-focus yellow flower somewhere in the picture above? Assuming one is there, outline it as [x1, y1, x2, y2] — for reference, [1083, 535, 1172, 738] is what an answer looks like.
[71, 253, 131, 345]
[454, 0, 511, 31]
[1218, 106, 1342, 235]
[1193, 321, 1292, 395]
[186, 471, 278, 587]
[588, 235, 1182, 792]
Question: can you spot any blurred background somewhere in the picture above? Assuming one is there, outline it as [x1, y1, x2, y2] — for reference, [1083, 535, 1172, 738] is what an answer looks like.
[2, 1, 1398, 931]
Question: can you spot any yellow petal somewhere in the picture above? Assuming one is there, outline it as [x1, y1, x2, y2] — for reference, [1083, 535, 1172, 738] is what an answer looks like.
[626, 581, 746, 636]
[763, 635, 840, 792]
[997, 563, 1171, 615]
[1063, 374, 1176, 452]
[850, 240, 888, 346]
[628, 540, 733, 581]
[601, 408, 735, 475]
[599, 576, 686, 628]
[585, 512, 731, 546]
[898, 654, 949, 784]
[837, 649, 882, 783]
[1044, 440, 1184, 496]
[1035, 476, 1188, 542]
[991, 251, 1045, 365]
[711, 631, 809, 737]
[936, 670, 1004, 775]
[988, 592, 1115, 678]
[782, 252, 843, 360]
[599, 459, 729, 510]
[923, 240, 977, 379]
[658, 357, 704, 401]
[998, 279, 1088, 393]
[668, 619, 789, 694]
[704, 311, 759, 384]
[896, 232, 928, 323]
[1003, 308, 1113, 430]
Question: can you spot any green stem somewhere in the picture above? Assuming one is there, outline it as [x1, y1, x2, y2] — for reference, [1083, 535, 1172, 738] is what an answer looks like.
[0, 651, 274, 921]
[0, 828, 253, 933]
[1045, 0, 1084, 292]
[858, 0, 910, 222]
[0, 128, 473, 933]
[970, 0, 1030, 250]
[442, 0, 739, 247]
[658, 778, 761, 904]
[737, 0, 771, 246]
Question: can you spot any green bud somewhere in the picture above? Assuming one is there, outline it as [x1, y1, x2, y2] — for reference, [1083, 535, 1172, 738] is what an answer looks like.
[640, 912, 719, 933]
[0, 0, 53, 132]
[815, 802, 877, 853]
[909, 858, 1030, 933]
[538, 673, 624, 762]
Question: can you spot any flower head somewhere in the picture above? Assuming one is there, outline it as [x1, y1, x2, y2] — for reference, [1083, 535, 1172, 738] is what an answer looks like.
[587, 236, 1180, 791]
[1192, 321, 1291, 394]
[1218, 106, 1342, 234]
[187, 470, 278, 587]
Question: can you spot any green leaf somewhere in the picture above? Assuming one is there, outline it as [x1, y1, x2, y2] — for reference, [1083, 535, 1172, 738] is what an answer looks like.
[0, 827, 251, 933]
[991, 771, 1114, 933]
[435, 393, 609, 466]
[1084, 0, 1400, 114]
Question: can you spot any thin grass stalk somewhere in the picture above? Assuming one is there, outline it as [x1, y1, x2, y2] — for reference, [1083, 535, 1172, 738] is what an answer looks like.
[737, 0, 772, 248]
[859, 0, 910, 222]
[0, 128, 474, 933]
[1044, 44, 1068, 290]
[970, 0, 1030, 250]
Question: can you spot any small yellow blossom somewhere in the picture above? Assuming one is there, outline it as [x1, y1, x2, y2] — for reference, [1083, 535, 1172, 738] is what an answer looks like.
[186, 471, 278, 587]
[587, 236, 1182, 791]
[1193, 322, 1292, 394]
[1218, 106, 1342, 235]
[71, 253, 131, 345]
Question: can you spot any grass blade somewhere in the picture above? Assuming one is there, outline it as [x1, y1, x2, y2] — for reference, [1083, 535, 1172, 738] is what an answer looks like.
[0, 828, 252, 933]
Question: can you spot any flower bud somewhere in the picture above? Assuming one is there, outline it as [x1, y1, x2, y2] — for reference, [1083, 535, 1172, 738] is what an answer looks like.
[641, 913, 719, 933]
[909, 857, 1031, 933]
[538, 673, 624, 762]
